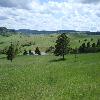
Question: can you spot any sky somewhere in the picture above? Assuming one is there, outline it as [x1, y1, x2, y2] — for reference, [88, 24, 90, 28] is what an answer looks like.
[0, 0, 100, 31]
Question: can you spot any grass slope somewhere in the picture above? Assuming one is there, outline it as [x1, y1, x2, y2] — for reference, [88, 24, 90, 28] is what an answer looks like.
[0, 53, 100, 100]
[0, 34, 100, 51]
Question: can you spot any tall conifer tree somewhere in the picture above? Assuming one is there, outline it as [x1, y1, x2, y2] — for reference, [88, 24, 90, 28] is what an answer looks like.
[7, 43, 15, 62]
[54, 33, 70, 60]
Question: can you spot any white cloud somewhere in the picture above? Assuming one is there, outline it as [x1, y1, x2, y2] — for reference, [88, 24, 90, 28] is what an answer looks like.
[0, 0, 100, 31]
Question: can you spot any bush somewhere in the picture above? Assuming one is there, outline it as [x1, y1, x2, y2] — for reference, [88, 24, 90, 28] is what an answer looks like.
[29, 50, 33, 55]
[23, 50, 28, 55]
[35, 47, 41, 55]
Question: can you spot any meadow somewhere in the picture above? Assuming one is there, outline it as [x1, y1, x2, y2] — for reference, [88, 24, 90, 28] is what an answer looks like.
[0, 33, 99, 52]
[0, 34, 100, 100]
[0, 53, 100, 100]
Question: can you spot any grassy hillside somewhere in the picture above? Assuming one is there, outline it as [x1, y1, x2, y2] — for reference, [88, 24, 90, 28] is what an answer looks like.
[0, 34, 100, 52]
[0, 34, 100, 99]
[0, 53, 100, 100]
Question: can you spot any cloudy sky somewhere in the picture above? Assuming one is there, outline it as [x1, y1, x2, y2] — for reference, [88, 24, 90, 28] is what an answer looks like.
[0, 0, 100, 31]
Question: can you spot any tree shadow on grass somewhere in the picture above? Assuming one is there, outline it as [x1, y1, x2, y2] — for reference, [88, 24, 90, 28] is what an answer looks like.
[0, 57, 6, 59]
[49, 58, 66, 62]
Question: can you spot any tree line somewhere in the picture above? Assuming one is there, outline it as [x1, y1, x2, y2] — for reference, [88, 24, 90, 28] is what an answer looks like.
[6, 45, 41, 62]
[78, 40, 100, 53]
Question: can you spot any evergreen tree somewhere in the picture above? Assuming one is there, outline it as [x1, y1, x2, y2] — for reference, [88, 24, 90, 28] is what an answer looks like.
[54, 33, 70, 60]
[84, 39, 87, 42]
[87, 42, 91, 48]
[92, 43, 96, 48]
[35, 47, 41, 55]
[6, 43, 15, 62]
[79, 40, 80, 43]
[29, 50, 33, 55]
[86, 42, 91, 53]
[91, 38, 93, 41]
[79, 43, 86, 53]
[92, 43, 96, 52]
[97, 39, 100, 47]
[23, 50, 28, 55]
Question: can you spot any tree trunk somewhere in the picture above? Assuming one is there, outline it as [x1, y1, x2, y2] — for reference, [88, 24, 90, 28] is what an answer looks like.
[62, 54, 64, 60]
[11, 59, 12, 62]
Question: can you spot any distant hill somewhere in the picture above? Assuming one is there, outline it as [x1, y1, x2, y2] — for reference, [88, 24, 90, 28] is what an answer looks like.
[16, 29, 57, 35]
[16, 29, 77, 35]
[0, 27, 100, 35]
[16, 29, 100, 35]
[0, 27, 17, 36]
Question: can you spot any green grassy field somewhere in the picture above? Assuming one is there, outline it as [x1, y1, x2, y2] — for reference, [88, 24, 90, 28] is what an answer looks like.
[0, 34, 100, 100]
[0, 53, 100, 100]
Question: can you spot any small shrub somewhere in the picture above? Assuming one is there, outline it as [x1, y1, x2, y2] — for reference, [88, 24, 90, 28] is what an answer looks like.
[35, 47, 41, 55]
[23, 50, 28, 55]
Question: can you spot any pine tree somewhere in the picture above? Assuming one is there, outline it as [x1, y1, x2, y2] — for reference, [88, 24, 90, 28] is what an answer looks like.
[86, 42, 91, 53]
[87, 42, 91, 48]
[97, 39, 100, 47]
[29, 50, 33, 55]
[54, 33, 70, 60]
[6, 43, 15, 62]
[35, 47, 41, 55]
[23, 50, 28, 55]
[79, 43, 86, 53]
[92, 43, 96, 48]
[92, 43, 96, 52]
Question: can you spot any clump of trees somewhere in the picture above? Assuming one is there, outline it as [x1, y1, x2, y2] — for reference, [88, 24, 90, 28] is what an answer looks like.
[53, 34, 100, 60]
[54, 33, 70, 60]
[78, 39, 100, 53]
[23, 50, 34, 55]
[23, 47, 41, 55]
